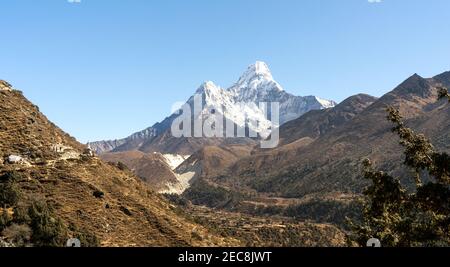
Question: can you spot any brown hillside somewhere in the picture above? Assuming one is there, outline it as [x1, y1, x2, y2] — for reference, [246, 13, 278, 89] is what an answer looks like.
[278, 94, 378, 146]
[100, 151, 179, 192]
[176, 145, 254, 181]
[0, 88, 238, 247]
[138, 127, 258, 155]
[184, 72, 450, 216]
[220, 73, 450, 198]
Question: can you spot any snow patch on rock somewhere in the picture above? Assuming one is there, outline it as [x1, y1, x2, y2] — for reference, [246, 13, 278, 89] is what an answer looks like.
[162, 154, 190, 170]
[315, 96, 335, 109]
[160, 171, 196, 195]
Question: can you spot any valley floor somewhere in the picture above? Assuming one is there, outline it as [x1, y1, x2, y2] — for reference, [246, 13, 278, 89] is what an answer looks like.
[176, 204, 348, 247]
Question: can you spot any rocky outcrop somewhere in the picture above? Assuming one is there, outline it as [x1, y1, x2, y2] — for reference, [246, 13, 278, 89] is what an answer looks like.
[0, 80, 12, 91]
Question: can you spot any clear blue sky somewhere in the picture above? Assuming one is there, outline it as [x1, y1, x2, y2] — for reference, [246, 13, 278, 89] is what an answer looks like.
[1, 0, 450, 142]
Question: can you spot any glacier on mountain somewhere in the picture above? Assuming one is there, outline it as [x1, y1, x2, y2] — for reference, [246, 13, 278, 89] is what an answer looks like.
[183, 61, 336, 137]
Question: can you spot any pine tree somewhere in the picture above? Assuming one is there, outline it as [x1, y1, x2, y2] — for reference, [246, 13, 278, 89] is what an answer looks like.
[349, 87, 450, 247]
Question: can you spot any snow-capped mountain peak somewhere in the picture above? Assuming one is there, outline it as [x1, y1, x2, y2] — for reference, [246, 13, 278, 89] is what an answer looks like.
[196, 81, 220, 94]
[187, 62, 336, 135]
[237, 61, 274, 85]
[228, 61, 284, 102]
[90, 62, 336, 154]
[314, 96, 336, 109]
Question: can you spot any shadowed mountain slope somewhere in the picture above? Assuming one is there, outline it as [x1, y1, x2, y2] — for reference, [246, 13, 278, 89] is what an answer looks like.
[184, 71, 450, 205]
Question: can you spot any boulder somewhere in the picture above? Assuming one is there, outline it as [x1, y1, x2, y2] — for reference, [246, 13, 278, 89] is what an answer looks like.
[6, 155, 30, 166]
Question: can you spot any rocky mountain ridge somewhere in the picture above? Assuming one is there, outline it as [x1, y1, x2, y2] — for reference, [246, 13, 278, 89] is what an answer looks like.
[90, 62, 335, 155]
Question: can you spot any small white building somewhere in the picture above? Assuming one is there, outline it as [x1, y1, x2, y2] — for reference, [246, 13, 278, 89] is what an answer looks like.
[83, 143, 95, 157]
[6, 155, 31, 166]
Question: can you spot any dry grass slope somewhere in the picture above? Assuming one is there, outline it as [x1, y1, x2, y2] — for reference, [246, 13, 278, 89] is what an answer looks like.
[0, 89, 239, 247]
